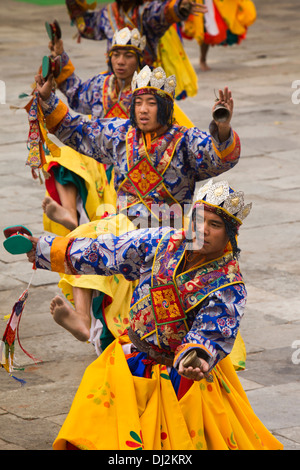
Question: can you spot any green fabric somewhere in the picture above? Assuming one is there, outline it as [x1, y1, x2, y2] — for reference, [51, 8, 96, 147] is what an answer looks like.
[52, 165, 88, 209]
[221, 31, 239, 46]
[92, 294, 115, 351]
[105, 165, 114, 184]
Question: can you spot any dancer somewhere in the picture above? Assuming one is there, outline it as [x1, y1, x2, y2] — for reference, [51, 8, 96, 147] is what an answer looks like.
[42, 27, 146, 235]
[32, 64, 245, 370]
[25, 180, 283, 450]
[182, 0, 256, 71]
[64, 0, 207, 98]
[65, 0, 207, 66]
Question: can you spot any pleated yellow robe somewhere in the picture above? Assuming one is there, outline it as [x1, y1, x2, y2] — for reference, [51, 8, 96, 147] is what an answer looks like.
[53, 336, 283, 451]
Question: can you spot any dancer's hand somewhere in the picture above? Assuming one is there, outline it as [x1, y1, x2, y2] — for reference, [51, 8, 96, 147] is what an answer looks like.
[178, 356, 210, 381]
[179, 0, 208, 16]
[213, 87, 234, 141]
[35, 73, 54, 101]
[24, 235, 39, 264]
[48, 37, 64, 57]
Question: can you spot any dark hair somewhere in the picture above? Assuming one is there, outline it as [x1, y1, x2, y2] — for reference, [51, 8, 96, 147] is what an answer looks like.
[223, 218, 241, 259]
[130, 93, 174, 128]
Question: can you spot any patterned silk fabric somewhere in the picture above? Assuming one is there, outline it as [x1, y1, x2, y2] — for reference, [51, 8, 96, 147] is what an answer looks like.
[79, 1, 189, 66]
[58, 55, 131, 118]
[35, 227, 246, 370]
[44, 93, 240, 221]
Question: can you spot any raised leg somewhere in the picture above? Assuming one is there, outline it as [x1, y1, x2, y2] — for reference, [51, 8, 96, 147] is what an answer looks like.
[43, 180, 78, 231]
[50, 287, 93, 342]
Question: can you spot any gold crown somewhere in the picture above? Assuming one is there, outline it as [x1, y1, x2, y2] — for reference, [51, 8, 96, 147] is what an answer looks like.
[131, 65, 177, 98]
[111, 27, 146, 53]
[195, 179, 252, 225]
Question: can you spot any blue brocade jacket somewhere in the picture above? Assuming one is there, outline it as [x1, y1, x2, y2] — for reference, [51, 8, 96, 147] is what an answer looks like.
[43, 93, 241, 222]
[35, 226, 246, 371]
[75, 0, 191, 66]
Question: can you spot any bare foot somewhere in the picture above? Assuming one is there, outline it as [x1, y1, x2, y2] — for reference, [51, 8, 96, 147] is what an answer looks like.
[42, 196, 78, 231]
[50, 295, 90, 342]
[200, 61, 211, 71]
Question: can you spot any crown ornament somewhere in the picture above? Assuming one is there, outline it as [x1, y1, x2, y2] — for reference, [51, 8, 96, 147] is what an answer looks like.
[131, 65, 177, 98]
[195, 179, 252, 225]
[110, 27, 146, 53]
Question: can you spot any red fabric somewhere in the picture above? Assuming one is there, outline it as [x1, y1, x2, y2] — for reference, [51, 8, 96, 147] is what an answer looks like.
[141, 358, 157, 378]
[44, 161, 61, 204]
[177, 376, 193, 400]
[66, 441, 79, 450]
[204, 3, 227, 45]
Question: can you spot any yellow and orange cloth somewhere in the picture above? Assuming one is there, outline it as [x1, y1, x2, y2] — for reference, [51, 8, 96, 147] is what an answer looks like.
[53, 335, 283, 450]
[183, 0, 256, 46]
[155, 25, 198, 100]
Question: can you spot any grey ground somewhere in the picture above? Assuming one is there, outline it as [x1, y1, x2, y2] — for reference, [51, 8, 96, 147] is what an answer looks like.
[0, 0, 299, 450]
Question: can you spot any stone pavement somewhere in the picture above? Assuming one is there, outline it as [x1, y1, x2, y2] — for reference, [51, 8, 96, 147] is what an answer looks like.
[0, 0, 299, 450]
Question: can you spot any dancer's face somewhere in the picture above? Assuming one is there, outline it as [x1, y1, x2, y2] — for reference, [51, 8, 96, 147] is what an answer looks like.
[134, 94, 162, 133]
[191, 207, 229, 260]
[111, 49, 138, 84]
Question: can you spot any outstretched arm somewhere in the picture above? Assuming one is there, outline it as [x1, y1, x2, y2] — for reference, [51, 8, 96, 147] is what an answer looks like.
[34, 73, 126, 165]
[67, 0, 208, 41]
[140, 0, 208, 40]
[48, 37, 106, 116]
[59, 69, 106, 117]
[181, 86, 240, 180]
[25, 227, 171, 279]
[179, 0, 208, 16]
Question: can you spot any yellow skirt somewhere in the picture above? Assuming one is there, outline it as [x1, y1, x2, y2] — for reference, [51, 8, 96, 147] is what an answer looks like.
[156, 25, 198, 99]
[53, 336, 283, 450]
[213, 0, 257, 36]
